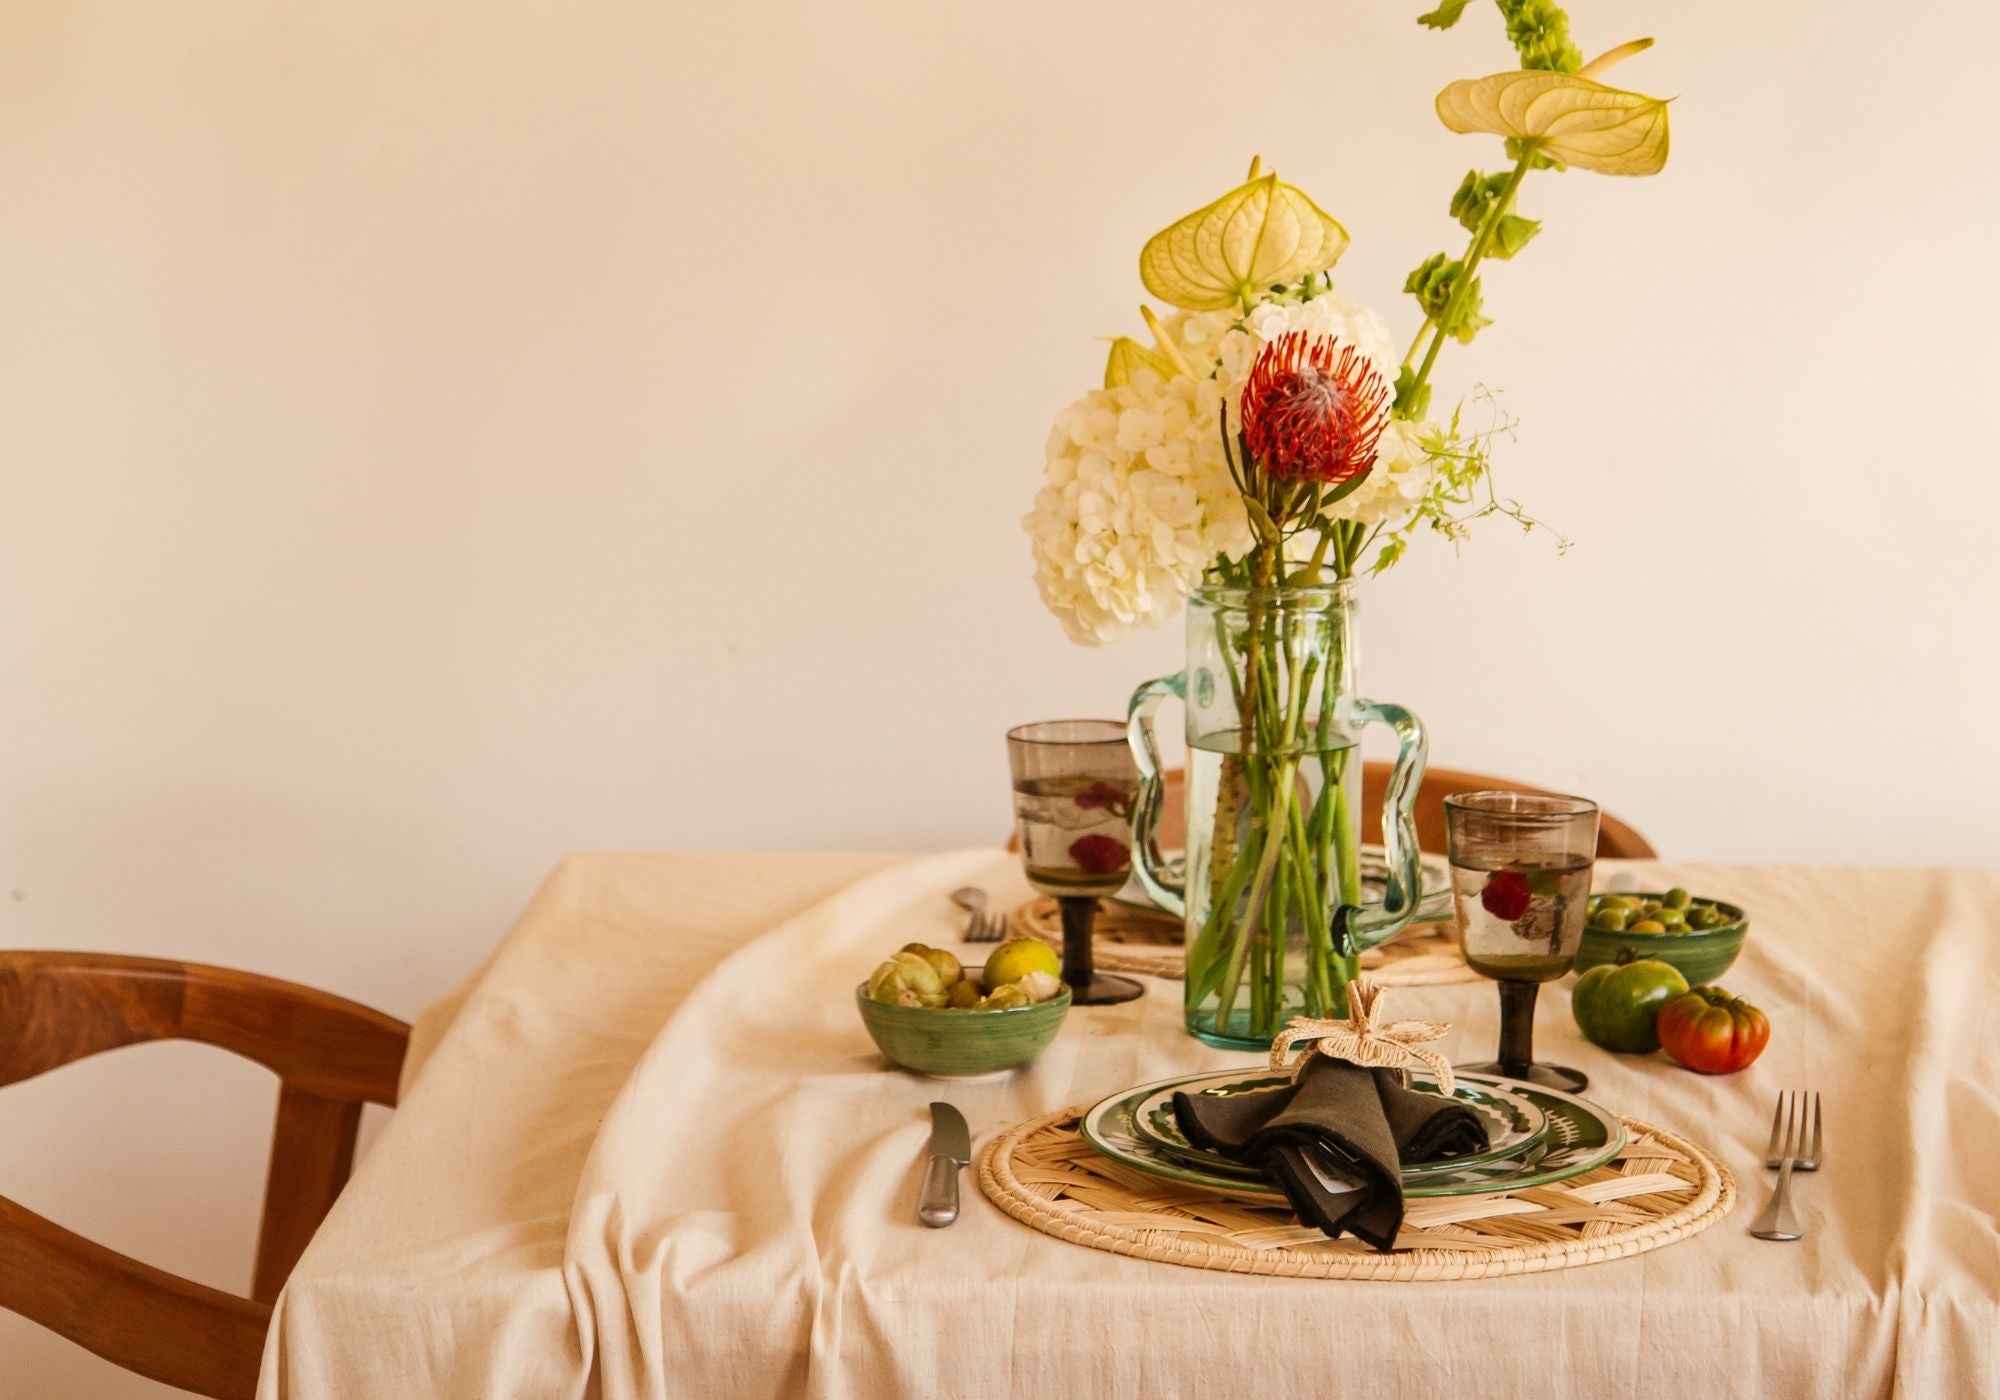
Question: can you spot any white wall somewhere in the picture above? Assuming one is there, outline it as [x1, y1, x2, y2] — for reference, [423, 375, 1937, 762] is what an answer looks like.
[2, 0, 1995, 1392]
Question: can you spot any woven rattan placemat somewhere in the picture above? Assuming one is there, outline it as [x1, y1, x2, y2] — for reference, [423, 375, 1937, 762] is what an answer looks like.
[1007, 899, 1478, 987]
[978, 1105, 1734, 1280]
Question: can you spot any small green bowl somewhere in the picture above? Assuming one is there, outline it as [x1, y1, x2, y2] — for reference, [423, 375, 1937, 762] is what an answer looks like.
[855, 982, 1072, 1077]
[1573, 894, 1749, 986]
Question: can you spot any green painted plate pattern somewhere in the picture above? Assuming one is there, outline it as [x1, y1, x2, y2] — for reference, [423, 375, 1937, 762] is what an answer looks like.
[1080, 1068, 1627, 1202]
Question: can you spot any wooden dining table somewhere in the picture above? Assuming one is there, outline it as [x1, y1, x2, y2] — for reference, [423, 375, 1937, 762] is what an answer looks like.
[257, 850, 2000, 1398]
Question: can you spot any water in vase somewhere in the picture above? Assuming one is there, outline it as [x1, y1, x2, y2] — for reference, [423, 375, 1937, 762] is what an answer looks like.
[1182, 729, 1363, 1047]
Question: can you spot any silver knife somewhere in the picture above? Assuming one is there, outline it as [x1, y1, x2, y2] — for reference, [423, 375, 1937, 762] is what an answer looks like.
[918, 1102, 972, 1228]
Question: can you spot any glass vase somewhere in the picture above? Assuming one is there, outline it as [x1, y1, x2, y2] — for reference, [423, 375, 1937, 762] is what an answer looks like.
[1127, 580, 1428, 1049]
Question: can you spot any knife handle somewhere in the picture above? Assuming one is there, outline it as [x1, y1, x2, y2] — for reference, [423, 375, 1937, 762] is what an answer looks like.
[918, 1153, 960, 1228]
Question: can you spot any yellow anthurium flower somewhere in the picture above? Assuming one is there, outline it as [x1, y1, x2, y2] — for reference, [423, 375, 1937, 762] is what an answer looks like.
[1435, 40, 1671, 176]
[1139, 163, 1350, 312]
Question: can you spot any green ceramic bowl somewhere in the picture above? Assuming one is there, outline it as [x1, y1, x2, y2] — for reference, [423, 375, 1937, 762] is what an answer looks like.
[855, 982, 1071, 1077]
[1573, 894, 1749, 986]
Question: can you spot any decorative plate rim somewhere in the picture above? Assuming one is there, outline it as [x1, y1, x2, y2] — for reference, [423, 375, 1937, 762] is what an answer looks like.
[1079, 1068, 1628, 1201]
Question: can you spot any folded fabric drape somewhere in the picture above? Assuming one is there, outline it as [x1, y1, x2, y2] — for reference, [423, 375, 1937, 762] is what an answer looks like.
[1174, 1059, 1489, 1249]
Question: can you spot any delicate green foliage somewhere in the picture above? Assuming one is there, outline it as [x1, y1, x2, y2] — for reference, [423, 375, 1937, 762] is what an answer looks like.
[1489, 214, 1541, 259]
[1393, 365, 1432, 421]
[1416, 1, 1582, 72]
[1498, 0, 1582, 73]
[1450, 170, 1514, 233]
[1417, 0, 1475, 29]
[1404, 254, 1491, 344]
[1244, 493, 1282, 548]
[1367, 391, 1568, 576]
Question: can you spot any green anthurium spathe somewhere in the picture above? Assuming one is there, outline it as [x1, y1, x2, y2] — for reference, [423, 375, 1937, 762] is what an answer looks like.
[1435, 40, 1671, 176]
[1139, 159, 1350, 312]
[1102, 337, 1176, 389]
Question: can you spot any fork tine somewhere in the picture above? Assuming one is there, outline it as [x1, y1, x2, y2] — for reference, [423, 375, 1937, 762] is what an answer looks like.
[1807, 1091, 1823, 1169]
[1765, 1091, 1788, 1168]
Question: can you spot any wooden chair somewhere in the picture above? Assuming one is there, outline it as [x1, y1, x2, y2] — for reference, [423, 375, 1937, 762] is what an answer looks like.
[0, 951, 409, 1399]
[1142, 762, 1657, 859]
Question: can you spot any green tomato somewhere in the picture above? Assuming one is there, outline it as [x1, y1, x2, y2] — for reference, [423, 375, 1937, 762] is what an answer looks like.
[1572, 954, 1690, 1053]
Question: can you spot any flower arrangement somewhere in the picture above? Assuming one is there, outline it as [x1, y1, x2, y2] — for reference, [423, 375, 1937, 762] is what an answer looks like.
[1026, 0, 1673, 1044]
[1024, 0, 1671, 645]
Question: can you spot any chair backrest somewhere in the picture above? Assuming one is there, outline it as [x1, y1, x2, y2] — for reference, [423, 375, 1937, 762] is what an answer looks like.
[1085, 763, 1656, 860]
[0, 951, 409, 1400]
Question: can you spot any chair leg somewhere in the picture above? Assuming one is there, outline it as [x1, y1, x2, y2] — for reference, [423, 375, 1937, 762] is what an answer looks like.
[251, 1084, 362, 1304]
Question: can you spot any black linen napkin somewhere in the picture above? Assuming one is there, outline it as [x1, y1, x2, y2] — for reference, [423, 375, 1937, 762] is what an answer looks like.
[1173, 1059, 1489, 1251]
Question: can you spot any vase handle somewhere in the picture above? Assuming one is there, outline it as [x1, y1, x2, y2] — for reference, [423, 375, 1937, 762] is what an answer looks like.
[1125, 672, 1186, 919]
[1343, 698, 1428, 954]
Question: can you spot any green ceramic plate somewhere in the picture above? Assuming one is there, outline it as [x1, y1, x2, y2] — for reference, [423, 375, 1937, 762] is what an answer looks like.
[1079, 1068, 1626, 1202]
[1130, 1071, 1548, 1179]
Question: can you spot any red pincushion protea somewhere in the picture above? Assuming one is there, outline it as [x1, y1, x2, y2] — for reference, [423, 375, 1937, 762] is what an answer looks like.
[1237, 330, 1391, 486]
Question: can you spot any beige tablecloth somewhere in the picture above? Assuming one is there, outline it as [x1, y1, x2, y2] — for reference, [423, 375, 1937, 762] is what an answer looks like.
[261, 852, 2000, 1399]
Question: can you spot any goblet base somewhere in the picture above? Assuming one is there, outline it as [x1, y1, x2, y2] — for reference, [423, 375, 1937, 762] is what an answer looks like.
[1068, 972, 1145, 1006]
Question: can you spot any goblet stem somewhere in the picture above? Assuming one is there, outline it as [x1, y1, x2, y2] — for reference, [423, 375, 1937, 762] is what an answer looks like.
[1055, 895, 1144, 1006]
[1495, 980, 1538, 1079]
[1057, 896, 1097, 990]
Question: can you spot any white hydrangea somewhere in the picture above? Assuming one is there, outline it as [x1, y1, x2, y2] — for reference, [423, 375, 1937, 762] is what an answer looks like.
[1166, 289, 1399, 397]
[1025, 287, 1412, 646]
[1023, 369, 1252, 645]
[1325, 417, 1436, 530]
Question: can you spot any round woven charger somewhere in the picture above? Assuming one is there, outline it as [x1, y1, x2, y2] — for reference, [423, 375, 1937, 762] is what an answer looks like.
[978, 1106, 1734, 1280]
[1007, 899, 1480, 987]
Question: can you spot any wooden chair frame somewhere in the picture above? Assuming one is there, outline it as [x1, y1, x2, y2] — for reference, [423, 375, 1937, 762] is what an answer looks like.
[0, 951, 408, 1399]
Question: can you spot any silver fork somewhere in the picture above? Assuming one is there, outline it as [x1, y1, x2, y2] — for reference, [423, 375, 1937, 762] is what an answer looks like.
[1751, 1090, 1822, 1241]
[951, 888, 1006, 943]
[1765, 1087, 1823, 1173]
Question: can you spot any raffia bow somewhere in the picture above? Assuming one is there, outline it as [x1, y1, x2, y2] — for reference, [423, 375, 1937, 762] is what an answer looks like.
[1267, 978, 1456, 1097]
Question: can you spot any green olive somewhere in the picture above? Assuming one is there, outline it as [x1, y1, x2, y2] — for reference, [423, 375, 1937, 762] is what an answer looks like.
[1630, 919, 1667, 933]
[1591, 906, 1631, 931]
[1655, 908, 1687, 931]
[1663, 887, 1692, 910]
[1640, 900, 1662, 918]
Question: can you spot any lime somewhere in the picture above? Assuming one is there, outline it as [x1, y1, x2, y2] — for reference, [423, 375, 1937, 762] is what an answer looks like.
[982, 938, 1061, 990]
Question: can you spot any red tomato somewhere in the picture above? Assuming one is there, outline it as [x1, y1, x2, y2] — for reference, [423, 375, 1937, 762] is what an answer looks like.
[1656, 986, 1770, 1074]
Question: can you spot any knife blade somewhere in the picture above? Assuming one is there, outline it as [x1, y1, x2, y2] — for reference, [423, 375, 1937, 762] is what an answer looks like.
[918, 1102, 972, 1228]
